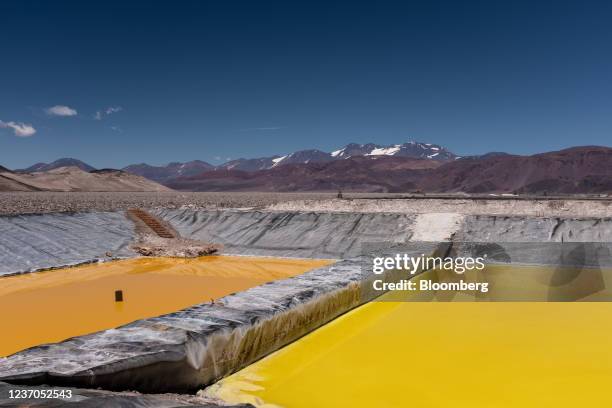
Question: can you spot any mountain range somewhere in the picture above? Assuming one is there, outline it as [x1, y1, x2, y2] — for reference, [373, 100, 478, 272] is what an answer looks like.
[168, 156, 442, 192]
[11, 141, 455, 183]
[165, 146, 612, 194]
[4, 143, 612, 194]
[123, 141, 458, 179]
[217, 141, 457, 172]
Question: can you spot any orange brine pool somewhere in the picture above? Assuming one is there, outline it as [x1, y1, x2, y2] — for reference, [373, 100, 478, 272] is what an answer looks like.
[0, 256, 332, 356]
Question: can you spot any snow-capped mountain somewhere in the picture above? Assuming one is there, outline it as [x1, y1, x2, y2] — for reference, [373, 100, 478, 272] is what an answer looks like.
[121, 141, 458, 180]
[331, 141, 457, 161]
[217, 149, 334, 171]
[217, 142, 457, 171]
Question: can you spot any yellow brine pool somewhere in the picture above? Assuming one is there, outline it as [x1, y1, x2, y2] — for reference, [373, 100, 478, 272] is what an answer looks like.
[208, 266, 612, 407]
[0, 256, 332, 356]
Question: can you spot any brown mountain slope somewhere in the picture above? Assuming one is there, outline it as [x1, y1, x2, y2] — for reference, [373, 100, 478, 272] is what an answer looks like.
[167, 156, 441, 192]
[421, 146, 612, 194]
[0, 167, 171, 192]
[0, 175, 38, 192]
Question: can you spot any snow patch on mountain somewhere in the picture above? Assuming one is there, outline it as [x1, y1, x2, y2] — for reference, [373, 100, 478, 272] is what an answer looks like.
[331, 149, 344, 157]
[272, 155, 288, 167]
[366, 145, 401, 156]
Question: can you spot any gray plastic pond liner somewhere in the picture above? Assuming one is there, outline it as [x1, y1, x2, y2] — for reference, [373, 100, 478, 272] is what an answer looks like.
[451, 215, 612, 266]
[0, 212, 136, 276]
[154, 209, 416, 259]
[455, 215, 612, 243]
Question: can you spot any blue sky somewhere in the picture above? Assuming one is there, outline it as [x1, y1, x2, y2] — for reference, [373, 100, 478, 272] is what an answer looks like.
[1, 0, 612, 169]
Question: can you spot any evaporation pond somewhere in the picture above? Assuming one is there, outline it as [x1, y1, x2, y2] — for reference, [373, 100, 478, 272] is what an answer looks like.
[210, 300, 612, 407]
[0, 256, 332, 356]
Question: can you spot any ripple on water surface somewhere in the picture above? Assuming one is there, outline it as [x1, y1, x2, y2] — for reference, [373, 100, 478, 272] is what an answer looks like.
[0, 256, 332, 356]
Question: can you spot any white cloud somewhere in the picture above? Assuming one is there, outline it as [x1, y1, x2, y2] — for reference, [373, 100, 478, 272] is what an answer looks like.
[0, 120, 37, 137]
[45, 105, 78, 117]
[95, 106, 123, 120]
[106, 106, 122, 115]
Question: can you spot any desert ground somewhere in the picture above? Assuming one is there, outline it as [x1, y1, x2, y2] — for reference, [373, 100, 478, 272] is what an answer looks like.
[1, 191, 611, 217]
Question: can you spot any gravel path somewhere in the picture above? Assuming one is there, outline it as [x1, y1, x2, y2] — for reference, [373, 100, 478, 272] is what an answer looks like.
[0, 192, 340, 215]
[1, 191, 611, 218]
[270, 197, 612, 218]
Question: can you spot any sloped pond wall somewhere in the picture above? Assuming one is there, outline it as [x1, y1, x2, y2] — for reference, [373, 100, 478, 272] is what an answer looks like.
[0, 212, 135, 276]
[154, 209, 415, 259]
